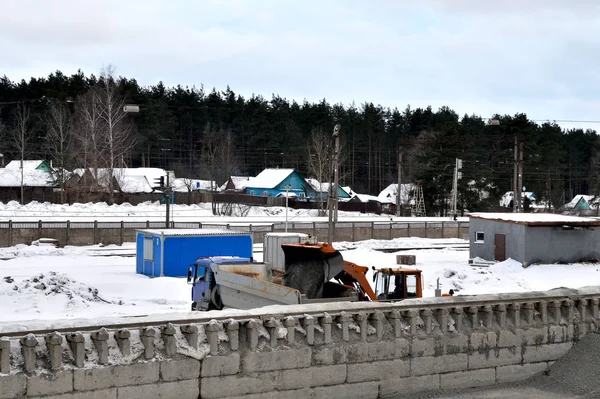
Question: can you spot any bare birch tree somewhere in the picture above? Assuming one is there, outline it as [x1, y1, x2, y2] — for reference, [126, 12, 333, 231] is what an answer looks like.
[200, 123, 238, 215]
[11, 104, 32, 204]
[95, 65, 137, 203]
[306, 127, 332, 216]
[45, 101, 74, 203]
[73, 88, 103, 200]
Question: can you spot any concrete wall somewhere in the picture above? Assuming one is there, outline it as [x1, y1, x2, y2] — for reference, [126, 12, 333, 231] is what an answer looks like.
[1, 287, 599, 398]
[0, 221, 470, 247]
[524, 225, 600, 265]
[469, 218, 526, 262]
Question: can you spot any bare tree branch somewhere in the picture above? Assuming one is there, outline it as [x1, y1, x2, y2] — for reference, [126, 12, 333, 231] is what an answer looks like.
[45, 101, 74, 203]
[10, 104, 32, 204]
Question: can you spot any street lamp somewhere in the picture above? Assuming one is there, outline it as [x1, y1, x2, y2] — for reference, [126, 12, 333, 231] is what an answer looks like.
[284, 185, 292, 233]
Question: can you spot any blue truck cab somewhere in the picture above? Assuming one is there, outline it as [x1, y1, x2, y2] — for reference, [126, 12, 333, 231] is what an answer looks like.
[187, 256, 253, 311]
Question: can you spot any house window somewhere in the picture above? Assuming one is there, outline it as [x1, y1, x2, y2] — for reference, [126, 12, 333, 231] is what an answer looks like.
[474, 232, 485, 243]
[263, 191, 268, 196]
[143, 237, 154, 261]
[249, 190, 254, 196]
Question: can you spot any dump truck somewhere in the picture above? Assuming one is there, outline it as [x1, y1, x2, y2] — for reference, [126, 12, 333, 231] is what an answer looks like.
[187, 241, 433, 311]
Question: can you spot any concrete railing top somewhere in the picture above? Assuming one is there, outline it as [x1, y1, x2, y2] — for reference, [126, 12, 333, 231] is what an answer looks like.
[2, 286, 599, 336]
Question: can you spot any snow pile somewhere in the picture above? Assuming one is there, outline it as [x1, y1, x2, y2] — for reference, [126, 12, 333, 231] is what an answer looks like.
[3, 272, 122, 305]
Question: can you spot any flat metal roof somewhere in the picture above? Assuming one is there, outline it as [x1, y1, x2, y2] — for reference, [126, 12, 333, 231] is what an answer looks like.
[137, 228, 251, 236]
[469, 213, 600, 227]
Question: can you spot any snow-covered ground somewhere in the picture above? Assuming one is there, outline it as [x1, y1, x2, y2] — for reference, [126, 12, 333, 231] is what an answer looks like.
[1, 237, 599, 329]
[0, 200, 468, 223]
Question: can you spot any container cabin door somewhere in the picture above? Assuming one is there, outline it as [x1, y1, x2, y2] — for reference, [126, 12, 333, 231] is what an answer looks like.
[494, 234, 506, 261]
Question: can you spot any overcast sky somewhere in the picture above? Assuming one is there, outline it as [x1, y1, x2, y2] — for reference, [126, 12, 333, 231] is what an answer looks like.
[2, 0, 599, 129]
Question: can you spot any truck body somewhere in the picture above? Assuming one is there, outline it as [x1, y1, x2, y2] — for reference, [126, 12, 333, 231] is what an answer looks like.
[188, 255, 357, 311]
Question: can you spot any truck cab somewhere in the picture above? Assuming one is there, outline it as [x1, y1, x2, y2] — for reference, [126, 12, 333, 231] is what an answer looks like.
[373, 267, 423, 300]
[187, 256, 253, 311]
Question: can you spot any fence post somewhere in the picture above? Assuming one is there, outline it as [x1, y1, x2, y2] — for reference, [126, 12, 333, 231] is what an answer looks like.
[313, 222, 317, 238]
[66, 220, 70, 246]
[146, 220, 150, 228]
[93, 220, 98, 244]
[120, 221, 124, 245]
[458, 222, 462, 239]
[424, 222, 428, 238]
[38, 220, 42, 240]
[351, 222, 355, 242]
[389, 222, 393, 240]
[199, 222, 202, 229]
[407, 223, 411, 238]
[441, 221, 445, 238]
[8, 220, 12, 247]
[371, 222, 374, 239]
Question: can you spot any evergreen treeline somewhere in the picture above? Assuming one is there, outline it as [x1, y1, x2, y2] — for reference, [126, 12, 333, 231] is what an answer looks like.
[0, 69, 598, 214]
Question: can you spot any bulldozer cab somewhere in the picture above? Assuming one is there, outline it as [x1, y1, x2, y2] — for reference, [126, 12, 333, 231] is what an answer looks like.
[373, 268, 423, 300]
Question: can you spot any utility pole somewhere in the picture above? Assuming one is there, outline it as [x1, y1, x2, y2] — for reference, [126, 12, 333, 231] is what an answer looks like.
[165, 173, 171, 228]
[451, 158, 462, 219]
[284, 185, 292, 233]
[327, 124, 341, 243]
[396, 145, 402, 217]
[513, 133, 524, 213]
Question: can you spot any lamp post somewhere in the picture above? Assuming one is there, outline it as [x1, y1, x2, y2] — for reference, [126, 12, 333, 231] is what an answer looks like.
[284, 185, 292, 233]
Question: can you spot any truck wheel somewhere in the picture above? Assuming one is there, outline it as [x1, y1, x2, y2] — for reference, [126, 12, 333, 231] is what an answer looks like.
[210, 287, 223, 310]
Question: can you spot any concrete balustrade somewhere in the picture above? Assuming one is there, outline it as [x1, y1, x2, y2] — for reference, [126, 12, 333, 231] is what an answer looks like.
[0, 287, 599, 399]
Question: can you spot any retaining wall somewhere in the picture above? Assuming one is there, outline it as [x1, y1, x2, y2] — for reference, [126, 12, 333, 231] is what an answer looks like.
[2, 287, 598, 398]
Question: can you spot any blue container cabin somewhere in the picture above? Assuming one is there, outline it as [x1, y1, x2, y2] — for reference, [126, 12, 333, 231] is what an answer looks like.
[136, 229, 253, 277]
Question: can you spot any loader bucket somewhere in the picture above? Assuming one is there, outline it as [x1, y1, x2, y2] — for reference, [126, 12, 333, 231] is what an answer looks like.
[281, 244, 345, 299]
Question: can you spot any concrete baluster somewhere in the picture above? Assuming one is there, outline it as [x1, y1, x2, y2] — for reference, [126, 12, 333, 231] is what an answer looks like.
[246, 319, 259, 350]
[140, 327, 156, 360]
[421, 309, 433, 334]
[435, 309, 449, 334]
[264, 317, 278, 347]
[562, 299, 574, 324]
[495, 304, 507, 328]
[338, 312, 351, 342]
[66, 332, 85, 368]
[45, 332, 63, 371]
[591, 298, 599, 321]
[181, 325, 199, 350]
[20, 333, 38, 373]
[0, 337, 10, 374]
[523, 303, 535, 326]
[207, 321, 221, 355]
[537, 301, 548, 325]
[387, 310, 403, 338]
[451, 307, 464, 333]
[91, 328, 109, 365]
[549, 300, 562, 325]
[160, 323, 177, 357]
[483, 305, 494, 329]
[355, 312, 368, 341]
[402, 310, 418, 335]
[302, 315, 315, 345]
[115, 329, 131, 357]
[283, 317, 296, 345]
[369, 311, 385, 338]
[226, 320, 239, 351]
[508, 303, 520, 328]
[578, 299, 588, 323]
[467, 306, 479, 329]
[321, 313, 333, 344]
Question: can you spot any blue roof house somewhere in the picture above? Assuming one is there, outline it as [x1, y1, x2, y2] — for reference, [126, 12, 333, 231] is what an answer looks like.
[244, 168, 313, 198]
